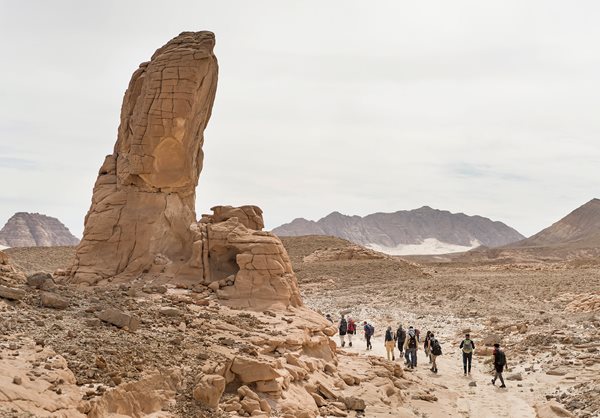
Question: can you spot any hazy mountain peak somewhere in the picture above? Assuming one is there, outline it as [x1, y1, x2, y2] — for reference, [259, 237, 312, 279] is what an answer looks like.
[0, 212, 79, 247]
[273, 207, 524, 255]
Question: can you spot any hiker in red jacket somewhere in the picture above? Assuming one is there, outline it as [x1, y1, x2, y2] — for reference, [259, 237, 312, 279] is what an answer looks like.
[347, 316, 357, 347]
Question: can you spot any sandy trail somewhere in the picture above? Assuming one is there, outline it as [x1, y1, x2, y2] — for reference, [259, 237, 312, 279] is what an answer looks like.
[341, 334, 538, 418]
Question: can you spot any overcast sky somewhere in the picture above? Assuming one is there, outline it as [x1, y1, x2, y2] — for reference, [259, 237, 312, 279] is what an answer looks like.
[1, 0, 599, 238]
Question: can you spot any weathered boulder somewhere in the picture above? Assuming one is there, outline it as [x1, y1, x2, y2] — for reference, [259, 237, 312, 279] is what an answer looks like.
[188, 209, 303, 310]
[341, 396, 366, 411]
[192, 374, 225, 409]
[71, 31, 218, 284]
[208, 205, 264, 230]
[27, 272, 56, 291]
[230, 356, 281, 383]
[0, 250, 8, 265]
[0, 285, 25, 301]
[40, 292, 69, 309]
[97, 308, 140, 331]
[534, 401, 576, 418]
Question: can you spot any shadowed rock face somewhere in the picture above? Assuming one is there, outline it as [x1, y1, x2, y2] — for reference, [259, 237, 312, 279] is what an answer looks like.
[72, 31, 218, 284]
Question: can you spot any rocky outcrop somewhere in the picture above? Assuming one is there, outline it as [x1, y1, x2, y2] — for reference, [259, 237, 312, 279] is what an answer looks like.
[187, 205, 303, 310]
[273, 206, 524, 255]
[302, 245, 388, 262]
[71, 31, 218, 284]
[0, 212, 79, 247]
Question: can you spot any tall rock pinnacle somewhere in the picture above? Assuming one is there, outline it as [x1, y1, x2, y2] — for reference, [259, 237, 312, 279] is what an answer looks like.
[72, 32, 218, 284]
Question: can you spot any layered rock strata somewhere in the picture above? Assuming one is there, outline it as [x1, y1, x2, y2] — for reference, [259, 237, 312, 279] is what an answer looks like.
[72, 31, 218, 284]
[0, 212, 79, 247]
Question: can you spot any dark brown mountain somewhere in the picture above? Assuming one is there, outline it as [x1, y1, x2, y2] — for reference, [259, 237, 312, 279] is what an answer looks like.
[0, 212, 79, 247]
[272, 206, 524, 254]
[513, 198, 600, 249]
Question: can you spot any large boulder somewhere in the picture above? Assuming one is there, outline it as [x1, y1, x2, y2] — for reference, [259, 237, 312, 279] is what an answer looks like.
[230, 356, 281, 383]
[188, 211, 303, 310]
[71, 31, 218, 284]
[192, 374, 225, 409]
[97, 308, 140, 331]
[0, 285, 25, 301]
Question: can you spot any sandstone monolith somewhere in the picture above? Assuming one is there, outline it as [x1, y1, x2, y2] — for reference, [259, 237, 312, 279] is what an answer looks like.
[72, 31, 218, 284]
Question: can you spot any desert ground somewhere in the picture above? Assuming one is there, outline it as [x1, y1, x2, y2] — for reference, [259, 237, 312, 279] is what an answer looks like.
[283, 236, 600, 418]
[1, 238, 598, 417]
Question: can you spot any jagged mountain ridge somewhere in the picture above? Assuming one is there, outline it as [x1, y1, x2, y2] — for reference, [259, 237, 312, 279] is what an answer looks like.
[272, 206, 524, 253]
[512, 198, 600, 248]
[0, 212, 79, 247]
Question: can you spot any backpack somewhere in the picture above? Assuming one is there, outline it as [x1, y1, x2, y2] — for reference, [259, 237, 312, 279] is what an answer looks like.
[397, 329, 406, 341]
[408, 334, 417, 349]
[495, 350, 506, 366]
[462, 339, 473, 353]
[431, 339, 442, 356]
[385, 329, 394, 342]
[339, 318, 348, 334]
[365, 324, 374, 336]
[347, 319, 356, 333]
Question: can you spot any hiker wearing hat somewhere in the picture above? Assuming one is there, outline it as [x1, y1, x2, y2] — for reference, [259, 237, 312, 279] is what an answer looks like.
[403, 326, 419, 368]
[460, 333, 475, 375]
[492, 343, 507, 388]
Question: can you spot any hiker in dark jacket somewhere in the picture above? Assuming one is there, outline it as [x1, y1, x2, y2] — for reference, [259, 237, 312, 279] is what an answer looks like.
[363, 321, 374, 350]
[491, 343, 507, 388]
[338, 315, 348, 347]
[459, 333, 475, 375]
[429, 332, 442, 373]
[424, 331, 432, 364]
[403, 326, 419, 368]
[384, 326, 396, 361]
[396, 325, 406, 356]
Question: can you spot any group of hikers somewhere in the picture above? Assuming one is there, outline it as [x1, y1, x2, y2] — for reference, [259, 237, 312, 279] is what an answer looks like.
[327, 314, 508, 388]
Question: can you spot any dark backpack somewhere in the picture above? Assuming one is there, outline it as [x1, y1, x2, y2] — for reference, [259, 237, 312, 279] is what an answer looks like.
[397, 329, 406, 341]
[495, 350, 506, 366]
[408, 334, 417, 349]
[431, 339, 442, 356]
[365, 324, 374, 336]
[385, 329, 394, 341]
[339, 318, 348, 333]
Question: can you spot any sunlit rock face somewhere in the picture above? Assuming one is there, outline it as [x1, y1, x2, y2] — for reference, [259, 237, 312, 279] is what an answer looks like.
[72, 32, 218, 284]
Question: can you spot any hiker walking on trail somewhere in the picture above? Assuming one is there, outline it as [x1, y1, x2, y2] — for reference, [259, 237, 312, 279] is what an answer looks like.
[404, 326, 419, 368]
[384, 326, 396, 361]
[424, 331, 432, 364]
[347, 316, 356, 347]
[429, 332, 442, 373]
[338, 315, 348, 348]
[460, 333, 475, 375]
[396, 324, 406, 356]
[491, 343, 507, 388]
[363, 321, 374, 350]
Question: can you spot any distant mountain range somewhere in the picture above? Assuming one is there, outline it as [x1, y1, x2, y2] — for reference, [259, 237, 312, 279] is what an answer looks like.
[272, 206, 524, 255]
[0, 212, 79, 247]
